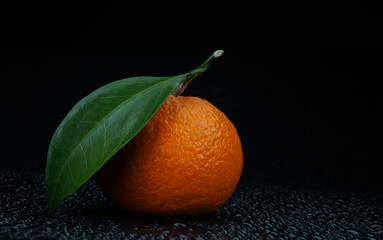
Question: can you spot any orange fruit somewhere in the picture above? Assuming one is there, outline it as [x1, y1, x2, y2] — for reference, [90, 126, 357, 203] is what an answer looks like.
[96, 95, 243, 216]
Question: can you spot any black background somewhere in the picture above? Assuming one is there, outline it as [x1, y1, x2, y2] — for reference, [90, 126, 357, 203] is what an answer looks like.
[1, 2, 382, 189]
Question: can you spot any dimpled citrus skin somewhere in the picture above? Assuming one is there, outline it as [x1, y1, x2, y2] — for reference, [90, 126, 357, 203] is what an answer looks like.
[96, 95, 243, 216]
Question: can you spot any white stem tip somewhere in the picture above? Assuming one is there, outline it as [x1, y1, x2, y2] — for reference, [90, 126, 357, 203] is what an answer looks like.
[213, 49, 224, 58]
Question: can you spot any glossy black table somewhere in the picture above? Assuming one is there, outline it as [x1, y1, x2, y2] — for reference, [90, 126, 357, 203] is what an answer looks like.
[1, 169, 382, 239]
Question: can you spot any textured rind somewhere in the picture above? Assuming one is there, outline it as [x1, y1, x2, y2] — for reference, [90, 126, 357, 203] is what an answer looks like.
[96, 95, 243, 216]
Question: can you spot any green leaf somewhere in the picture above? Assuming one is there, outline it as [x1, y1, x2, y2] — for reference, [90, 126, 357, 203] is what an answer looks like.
[45, 50, 224, 209]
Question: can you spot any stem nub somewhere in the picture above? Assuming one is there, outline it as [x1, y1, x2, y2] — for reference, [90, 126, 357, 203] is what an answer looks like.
[172, 50, 224, 97]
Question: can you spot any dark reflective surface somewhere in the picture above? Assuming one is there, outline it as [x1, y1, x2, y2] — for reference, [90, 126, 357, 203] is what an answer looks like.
[81, 206, 214, 237]
[1, 169, 383, 239]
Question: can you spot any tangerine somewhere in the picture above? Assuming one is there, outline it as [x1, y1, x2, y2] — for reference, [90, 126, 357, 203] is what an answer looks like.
[96, 95, 243, 216]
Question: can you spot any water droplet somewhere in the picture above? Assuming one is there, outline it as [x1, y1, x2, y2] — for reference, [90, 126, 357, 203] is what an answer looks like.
[287, 226, 298, 232]
[346, 229, 359, 235]
[242, 222, 252, 227]
[173, 223, 187, 228]
[371, 224, 383, 230]
[161, 231, 170, 235]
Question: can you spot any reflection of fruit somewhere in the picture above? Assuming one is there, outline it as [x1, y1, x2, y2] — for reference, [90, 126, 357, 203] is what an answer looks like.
[96, 95, 243, 216]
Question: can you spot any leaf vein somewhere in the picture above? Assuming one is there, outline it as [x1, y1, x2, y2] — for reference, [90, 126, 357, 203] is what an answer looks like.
[48, 75, 182, 205]
[80, 143, 88, 172]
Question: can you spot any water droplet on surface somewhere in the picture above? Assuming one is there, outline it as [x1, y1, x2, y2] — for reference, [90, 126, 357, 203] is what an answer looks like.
[370, 224, 383, 230]
[173, 223, 187, 228]
[346, 229, 359, 235]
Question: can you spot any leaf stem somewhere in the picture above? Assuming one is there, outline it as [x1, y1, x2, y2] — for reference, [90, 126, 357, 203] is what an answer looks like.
[172, 50, 224, 97]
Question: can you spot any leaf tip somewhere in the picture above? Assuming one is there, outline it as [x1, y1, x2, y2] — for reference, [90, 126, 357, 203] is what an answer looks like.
[46, 197, 57, 209]
[45, 178, 59, 210]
